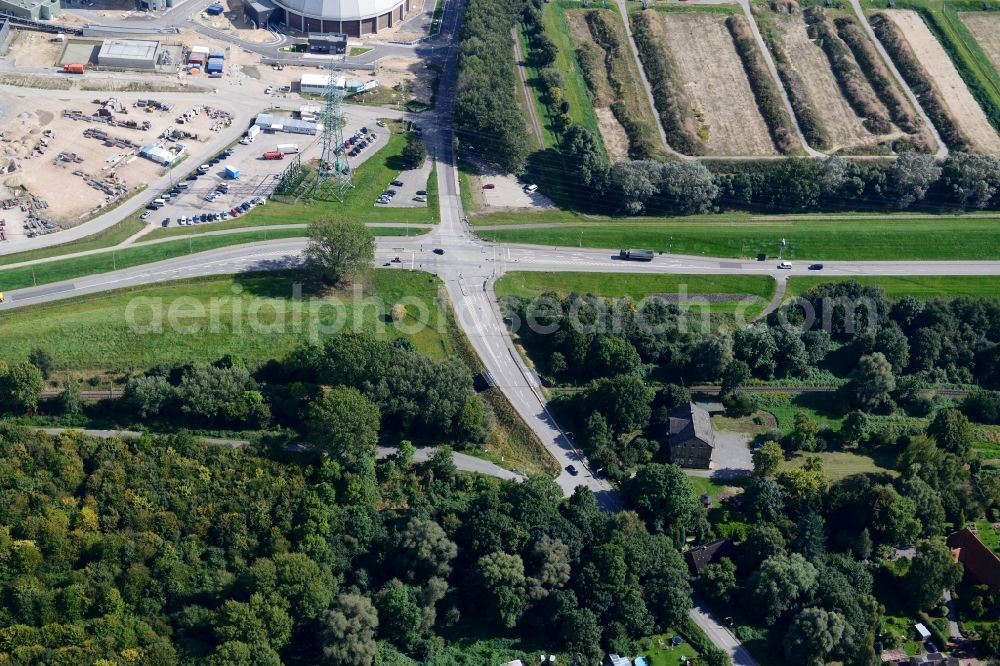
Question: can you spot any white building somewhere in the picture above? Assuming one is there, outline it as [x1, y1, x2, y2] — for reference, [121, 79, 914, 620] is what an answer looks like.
[97, 39, 159, 70]
[300, 73, 346, 95]
[275, 0, 411, 36]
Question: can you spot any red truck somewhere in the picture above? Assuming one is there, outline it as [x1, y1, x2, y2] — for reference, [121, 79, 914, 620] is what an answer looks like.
[262, 151, 284, 160]
[63, 64, 86, 74]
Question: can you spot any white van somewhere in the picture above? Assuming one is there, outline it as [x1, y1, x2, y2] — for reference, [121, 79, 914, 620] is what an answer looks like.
[777, 261, 793, 270]
[523, 184, 538, 194]
[153, 197, 166, 206]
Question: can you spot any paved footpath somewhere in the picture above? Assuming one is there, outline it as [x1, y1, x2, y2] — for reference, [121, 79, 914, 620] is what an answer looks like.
[690, 597, 760, 666]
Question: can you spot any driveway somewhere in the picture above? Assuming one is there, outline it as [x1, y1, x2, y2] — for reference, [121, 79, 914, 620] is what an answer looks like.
[710, 428, 754, 478]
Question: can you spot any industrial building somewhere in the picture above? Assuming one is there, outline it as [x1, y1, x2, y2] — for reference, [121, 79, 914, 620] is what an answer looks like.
[254, 113, 320, 135]
[307, 32, 347, 54]
[243, 0, 277, 28]
[140, 144, 185, 166]
[0, 0, 61, 20]
[300, 73, 344, 95]
[273, 0, 411, 36]
[97, 39, 159, 69]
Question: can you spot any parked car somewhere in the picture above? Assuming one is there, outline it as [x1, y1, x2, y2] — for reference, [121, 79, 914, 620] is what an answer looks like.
[523, 184, 538, 193]
[566, 465, 578, 476]
[140, 211, 150, 220]
[416, 190, 427, 196]
[162, 218, 170, 227]
[376, 120, 386, 127]
[391, 180, 403, 187]
[230, 208, 239, 216]
[483, 183, 495, 190]
[808, 263, 824, 270]
[777, 261, 793, 269]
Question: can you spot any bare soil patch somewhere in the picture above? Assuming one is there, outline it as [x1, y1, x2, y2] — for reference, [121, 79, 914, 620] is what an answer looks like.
[6, 31, 62, 68]
[594, 107, 630, 162]
[656, 12, 777, 155]
[887, 9, 1000, 153]
[961, 12, 1000, 73]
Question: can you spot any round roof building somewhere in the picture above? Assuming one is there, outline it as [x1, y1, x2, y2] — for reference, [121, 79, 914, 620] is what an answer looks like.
[274, 0, 411, 35]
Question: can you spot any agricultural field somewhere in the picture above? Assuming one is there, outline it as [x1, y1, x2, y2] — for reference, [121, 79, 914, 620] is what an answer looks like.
[0, 270, 454, 373]
[961, 12, 1000, 72]
[568, 7, 667, 161]
[633, 8, 779, 156]
[756, 8, 919, 153]
[880, 9, 1000, 152]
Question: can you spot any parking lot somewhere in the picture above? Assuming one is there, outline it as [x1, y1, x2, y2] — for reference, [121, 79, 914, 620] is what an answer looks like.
[145, 115, 391, 228]
[380, 156, 432, 208]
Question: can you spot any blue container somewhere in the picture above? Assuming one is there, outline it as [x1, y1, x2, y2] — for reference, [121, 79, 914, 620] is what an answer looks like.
[225, 165, 240, 179]
[209, 51, 225, 59]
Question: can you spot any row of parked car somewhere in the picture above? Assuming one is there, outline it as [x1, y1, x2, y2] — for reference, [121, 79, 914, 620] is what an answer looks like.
[343, 127, 378, 158]
[165, 197, 266, 227]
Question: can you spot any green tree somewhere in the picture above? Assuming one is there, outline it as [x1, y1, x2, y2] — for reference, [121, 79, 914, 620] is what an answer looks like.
[304, 218, 375, 286]
[928, 408, 973, 457]
[739, 523, 786, 570]
[746, 553, 818, 625]
[593, 335, 642, 376]
[586, 375, 655, 435]
[28, 347, 54, 379]
[561, 608, 603, 666]
[848, 352, 896, 411]
[374, 579, 422, 649]
[698, 557, 737, 604]
[980, 623, 1000, 657]
[783, 607, 848, 666]
[622, 463, 697, 532]
[752, 441, 783, 477]
[321, 594, 379, 666]
[400, 134, 427, 170]
[0, 361, 44, 413]
[272, 552, 335, 623]
[396, 517, 457, 582]
[562, 124, 608, 189]
[58, 379, 84, 415]
[306, 387, 380, 471]
[790, 412, 819, 452]
[720, 359, 751, 397]
[476, 551, 528, 628]
[907, 539, 962, 610]
[889, 151, 941, 208]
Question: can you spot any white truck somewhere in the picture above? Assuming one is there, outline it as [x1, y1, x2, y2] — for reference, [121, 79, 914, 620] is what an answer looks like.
[240, 125, 261, 145]
[276, 143, 299, 154]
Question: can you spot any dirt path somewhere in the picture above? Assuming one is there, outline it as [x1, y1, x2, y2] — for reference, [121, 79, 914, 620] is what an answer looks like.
[512, 26, 545, 148]
[847, 0, 948, 159]
[886, 9, 1000, 154]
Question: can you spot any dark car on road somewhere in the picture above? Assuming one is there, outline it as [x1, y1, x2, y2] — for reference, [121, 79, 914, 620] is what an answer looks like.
[566, 465, 578, 476]
[391, 180, 404, 187]
[809, 263, 824, 270]
[433, 248, 445, 255]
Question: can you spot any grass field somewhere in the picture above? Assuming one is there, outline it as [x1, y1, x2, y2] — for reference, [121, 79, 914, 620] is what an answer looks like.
[140, 125, 438, 241]
[495, 271, 775, 315]
[752, 392, 847, 435]
[787, 275, 1000, 298]
[0, 270, 454, 372]
[636, 632, 702, 665]
[784, 450, 898, 481]
[0, 215, 145, 268]
[0, 227, 419, 292]
[476, 214, 1000, 260]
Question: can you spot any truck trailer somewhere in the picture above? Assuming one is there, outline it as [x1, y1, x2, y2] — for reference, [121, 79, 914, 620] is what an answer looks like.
[63, 64, 86, 74]
[276, 143, 300, 154]
[619, 249, 655, 262]
[262, 151, 284, 160]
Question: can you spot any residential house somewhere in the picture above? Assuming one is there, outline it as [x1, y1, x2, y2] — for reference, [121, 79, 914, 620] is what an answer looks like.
[947, 527, 1000, 593]
[666, 403, 714, 469]
[684, 538, 735, 577]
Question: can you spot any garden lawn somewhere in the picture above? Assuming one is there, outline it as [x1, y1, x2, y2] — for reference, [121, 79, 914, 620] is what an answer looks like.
[784, 450, 898, 481]
[635, 632, 702, 666]
[0, 215, 145, 267]
[787, 275, 1000, 299]
[0, 270, 453, 372]
[478, 216, 1000, 260]
[140, 126, 439, 240]
[751, 392, 847, 435]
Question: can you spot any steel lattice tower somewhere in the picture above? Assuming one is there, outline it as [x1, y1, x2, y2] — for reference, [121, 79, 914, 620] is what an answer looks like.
[313, 60, 353, 201]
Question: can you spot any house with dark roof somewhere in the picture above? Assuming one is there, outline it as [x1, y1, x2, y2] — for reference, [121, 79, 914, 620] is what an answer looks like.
[947, 527, 1000, 593]
[684, 538, 735, 577]
[666, 403, 714, 469]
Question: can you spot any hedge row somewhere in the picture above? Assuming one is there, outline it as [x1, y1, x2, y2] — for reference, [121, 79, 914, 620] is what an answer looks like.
[726, 14, 800, 154]
[756, 12, 831, 150]
[584, 10, 662, 159]
[870, 12, 971, 151]
[679, 615, 733, 666]
[630, 11, 706, 155]
[805, 8, 894, 135]
[834, 16, 921, 134]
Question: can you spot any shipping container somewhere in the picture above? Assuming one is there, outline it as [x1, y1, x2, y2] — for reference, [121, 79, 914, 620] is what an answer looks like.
[224, 165, 240, 179]
[209, 51, 225, 59]
[63, 64, 85, 74]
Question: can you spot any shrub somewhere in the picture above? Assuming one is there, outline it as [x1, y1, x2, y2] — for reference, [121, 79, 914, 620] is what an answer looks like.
[805, 8, 893, 135]
[834, 16, 921, 134]
[727, 14, 801, 154]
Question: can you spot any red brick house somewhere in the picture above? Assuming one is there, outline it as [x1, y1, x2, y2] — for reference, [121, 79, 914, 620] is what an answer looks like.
[947, 527, 1000, 593]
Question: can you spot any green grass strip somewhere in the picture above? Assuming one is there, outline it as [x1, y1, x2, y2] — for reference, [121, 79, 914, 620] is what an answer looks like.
[787, 274, 1000, 298]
